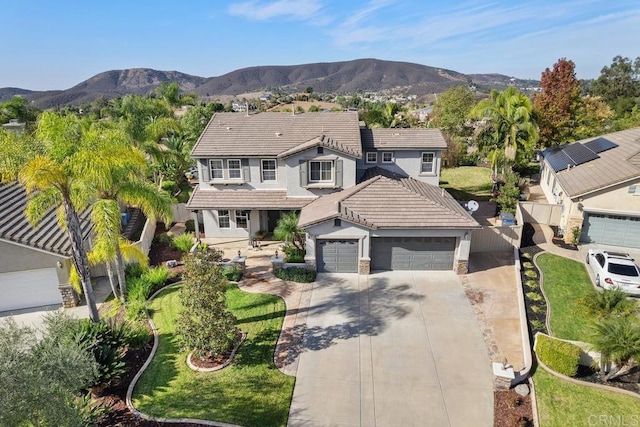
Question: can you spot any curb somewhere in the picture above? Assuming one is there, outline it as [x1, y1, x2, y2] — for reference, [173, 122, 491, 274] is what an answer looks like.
[125, 282, 243, 427]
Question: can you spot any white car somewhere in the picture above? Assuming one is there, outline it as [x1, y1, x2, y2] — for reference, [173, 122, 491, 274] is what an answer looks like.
[586, 250, 640, 296]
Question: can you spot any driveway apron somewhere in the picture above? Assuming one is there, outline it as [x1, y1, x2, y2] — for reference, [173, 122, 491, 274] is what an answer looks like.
[288, 271, 493, 427]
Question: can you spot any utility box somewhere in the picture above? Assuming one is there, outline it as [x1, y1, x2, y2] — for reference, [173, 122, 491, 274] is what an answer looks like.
[499, 212, 516, 226]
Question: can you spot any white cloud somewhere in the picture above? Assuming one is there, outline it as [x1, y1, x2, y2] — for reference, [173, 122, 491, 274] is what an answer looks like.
[227, 0, 325, 22]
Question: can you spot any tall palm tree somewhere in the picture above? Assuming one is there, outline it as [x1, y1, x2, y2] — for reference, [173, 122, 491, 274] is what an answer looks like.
[8, 112, 101, 321]
[470, 87, 539, 178]
[76, 124, 172, 300]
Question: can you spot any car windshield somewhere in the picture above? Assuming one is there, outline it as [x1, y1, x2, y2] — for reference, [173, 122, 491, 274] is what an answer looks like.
[608, 263, 639, 277]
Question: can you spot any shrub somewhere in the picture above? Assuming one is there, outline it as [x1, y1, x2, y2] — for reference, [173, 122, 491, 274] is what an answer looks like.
[526, 280, 538, 288]
[177, 251, 239, 359]
[173, 232, 195, 253]
[152, 232, 174, 248]
[185, 219, 195, 232]
[126, 299, 148, 321]
[142, 266, 170, 289]
[283, 245, 305, 263]
[222, 265, 243, 282]
[535, 334, 581, 377]
[524, 270, 538, 278]
[522, 262, 534, 269]
[526, 292, 543, 301]
[121, 321, 152, 348]
[125, 262, 146, 280]
[577, 288, 637, 320]
[275, 266, 316, 283]
[161, 180, 176, 194]
[531, 320, 545, 331]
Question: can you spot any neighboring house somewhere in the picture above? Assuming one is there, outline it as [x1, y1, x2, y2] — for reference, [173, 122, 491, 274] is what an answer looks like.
[188, 111, 479, 274]
[0, 183, 92, 311]
[2, 119, 26, 133]
[539, 127, 640, 248]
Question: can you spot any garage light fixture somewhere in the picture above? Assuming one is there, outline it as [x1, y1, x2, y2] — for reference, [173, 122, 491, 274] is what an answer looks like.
[56, 261, 63, 269]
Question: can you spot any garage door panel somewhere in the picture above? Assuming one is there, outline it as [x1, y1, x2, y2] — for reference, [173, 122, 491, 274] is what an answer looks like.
[372, 237, 455, 271]
[0, 268, 62, 312]
[317, 240, 358, 273]
[581, 214, 640, 249]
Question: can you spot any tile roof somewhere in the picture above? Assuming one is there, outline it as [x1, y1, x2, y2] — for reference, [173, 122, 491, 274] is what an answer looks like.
[543, 127, 640, 197]
[277, 135, 360, 159]
[299, 174, 480, 229]
[191, 111, 362, 158]
[360, 128, 447, 150]
[187, 187, 316, 210]
[0, 182, 92, 256]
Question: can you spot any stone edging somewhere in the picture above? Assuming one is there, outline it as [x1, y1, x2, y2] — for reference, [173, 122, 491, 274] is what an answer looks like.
[125, 282, 242, 427]
[531, 252, 553, 336]
[534, 349, 640, 401]
[187, 332, 247, 372]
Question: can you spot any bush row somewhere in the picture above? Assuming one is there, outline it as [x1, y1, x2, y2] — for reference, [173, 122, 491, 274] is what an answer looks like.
[274, 266, 316, 283]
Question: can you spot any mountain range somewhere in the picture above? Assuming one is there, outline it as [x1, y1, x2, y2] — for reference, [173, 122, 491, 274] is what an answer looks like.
[0, 58, 539, 108]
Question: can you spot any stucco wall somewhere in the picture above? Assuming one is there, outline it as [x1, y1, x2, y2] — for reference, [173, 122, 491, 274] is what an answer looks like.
[356, 149, 441, 185]
[0, 239, 70, 284]
[203, 208, 261, 239]
[581, 179, 640, 214]
[195, 158, 286, 191]
[284, 148, 357, 197]
[304, 221, 370, 262]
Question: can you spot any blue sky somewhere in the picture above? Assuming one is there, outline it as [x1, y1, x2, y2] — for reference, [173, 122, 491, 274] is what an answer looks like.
[1, 0, 639, 91]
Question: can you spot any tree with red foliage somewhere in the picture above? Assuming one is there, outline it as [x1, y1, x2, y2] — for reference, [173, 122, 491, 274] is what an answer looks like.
[534, 58, 581, 147]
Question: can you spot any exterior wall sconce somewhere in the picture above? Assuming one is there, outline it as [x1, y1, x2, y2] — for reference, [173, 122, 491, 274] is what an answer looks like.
[56, 261, 63, 269]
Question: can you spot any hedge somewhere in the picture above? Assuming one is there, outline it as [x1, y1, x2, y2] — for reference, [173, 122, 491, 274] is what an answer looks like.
[535, 334, 581, 377]
[274, 266, 316, 283]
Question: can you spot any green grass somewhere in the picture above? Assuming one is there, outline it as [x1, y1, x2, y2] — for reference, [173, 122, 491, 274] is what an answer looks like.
[534, 367, 640, 427]
[536, 253, 595, 341]
[439, 166, 493, 201]
[133, 285, 294, 426]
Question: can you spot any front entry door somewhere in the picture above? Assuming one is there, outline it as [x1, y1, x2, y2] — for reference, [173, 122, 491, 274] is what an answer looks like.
[267, 210, 281, 232]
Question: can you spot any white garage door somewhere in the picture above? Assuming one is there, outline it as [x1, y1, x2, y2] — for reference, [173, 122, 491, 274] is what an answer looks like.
[0, 268, 62, 312]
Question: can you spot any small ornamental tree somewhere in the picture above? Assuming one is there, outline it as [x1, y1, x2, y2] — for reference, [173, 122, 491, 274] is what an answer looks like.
[177, 249, 240, 360]
[495, 172, 521, 215]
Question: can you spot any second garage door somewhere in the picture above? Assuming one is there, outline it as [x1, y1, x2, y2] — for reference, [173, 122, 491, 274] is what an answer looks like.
[317, 239, 358, 273]
[581, 213, 640, 248]
[0, 268, 62, 312]
[371, 237, 456, 270]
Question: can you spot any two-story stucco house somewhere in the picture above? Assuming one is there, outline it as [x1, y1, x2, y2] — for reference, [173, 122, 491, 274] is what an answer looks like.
[539, 127, 640, 248]
[187, 111, 480, 274]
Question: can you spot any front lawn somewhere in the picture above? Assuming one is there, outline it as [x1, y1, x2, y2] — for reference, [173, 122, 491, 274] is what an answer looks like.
[133, 285, 294, 427]
[534, 367, 640, 427]
[439, 166, 493, 201]
[536, 253, 594, 341]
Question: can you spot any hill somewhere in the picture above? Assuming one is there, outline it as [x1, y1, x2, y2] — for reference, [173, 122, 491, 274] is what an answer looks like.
[1, 59, 539, 108]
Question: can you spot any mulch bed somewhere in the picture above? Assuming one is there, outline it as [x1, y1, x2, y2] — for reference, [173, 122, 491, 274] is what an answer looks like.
[573, 364, 640, 394]
[189, 331, 244, 369]
[494, 389, 533, 427]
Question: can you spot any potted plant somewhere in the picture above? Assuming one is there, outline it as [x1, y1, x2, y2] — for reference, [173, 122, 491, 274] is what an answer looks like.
[255, 229, 267, 241]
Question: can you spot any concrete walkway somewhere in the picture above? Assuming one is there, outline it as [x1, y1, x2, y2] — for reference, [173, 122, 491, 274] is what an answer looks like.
[462, 252, 525, 371]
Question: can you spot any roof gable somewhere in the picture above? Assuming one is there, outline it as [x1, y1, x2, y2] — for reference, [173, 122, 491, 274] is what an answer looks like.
[299, 173, 479, 229]
[277, 135, 361, 159]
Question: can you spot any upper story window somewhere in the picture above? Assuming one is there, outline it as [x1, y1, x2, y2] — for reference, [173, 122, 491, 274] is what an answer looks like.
[309, 160, 333, 182]
[261, 159, 277, 181]
[227, 159, 241, 179]
[210, 159, 224, 179]
[421, 152, 435, 174]
[366, 152, 377, 163]
[218, 210, 230, 228]
[382, 152, 393, 163]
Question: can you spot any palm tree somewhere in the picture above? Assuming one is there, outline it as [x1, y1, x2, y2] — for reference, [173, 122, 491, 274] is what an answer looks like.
[589, 316, 640, 381]
[76, 125, 172, 300]
[9, 112, 101, 321]
[470, 87, 539, 179]
[577, 289, 637, 320]
[274, 211, 305, 251]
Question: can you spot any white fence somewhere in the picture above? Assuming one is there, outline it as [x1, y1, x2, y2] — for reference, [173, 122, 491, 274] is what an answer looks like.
[172, 203, 191, 223]
[519, 201, 561, 226]
[470, 204, 524, 253]
[134, 218, 156, 256]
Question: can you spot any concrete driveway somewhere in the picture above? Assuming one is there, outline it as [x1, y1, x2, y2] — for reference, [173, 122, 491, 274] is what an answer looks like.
[288, 271, 493, 427]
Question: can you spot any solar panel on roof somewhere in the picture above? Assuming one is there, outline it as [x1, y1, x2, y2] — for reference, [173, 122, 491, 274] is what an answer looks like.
[583, 137, 618, 153]
[546, 149, 576, 172]
[563, 142, 599, 166]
